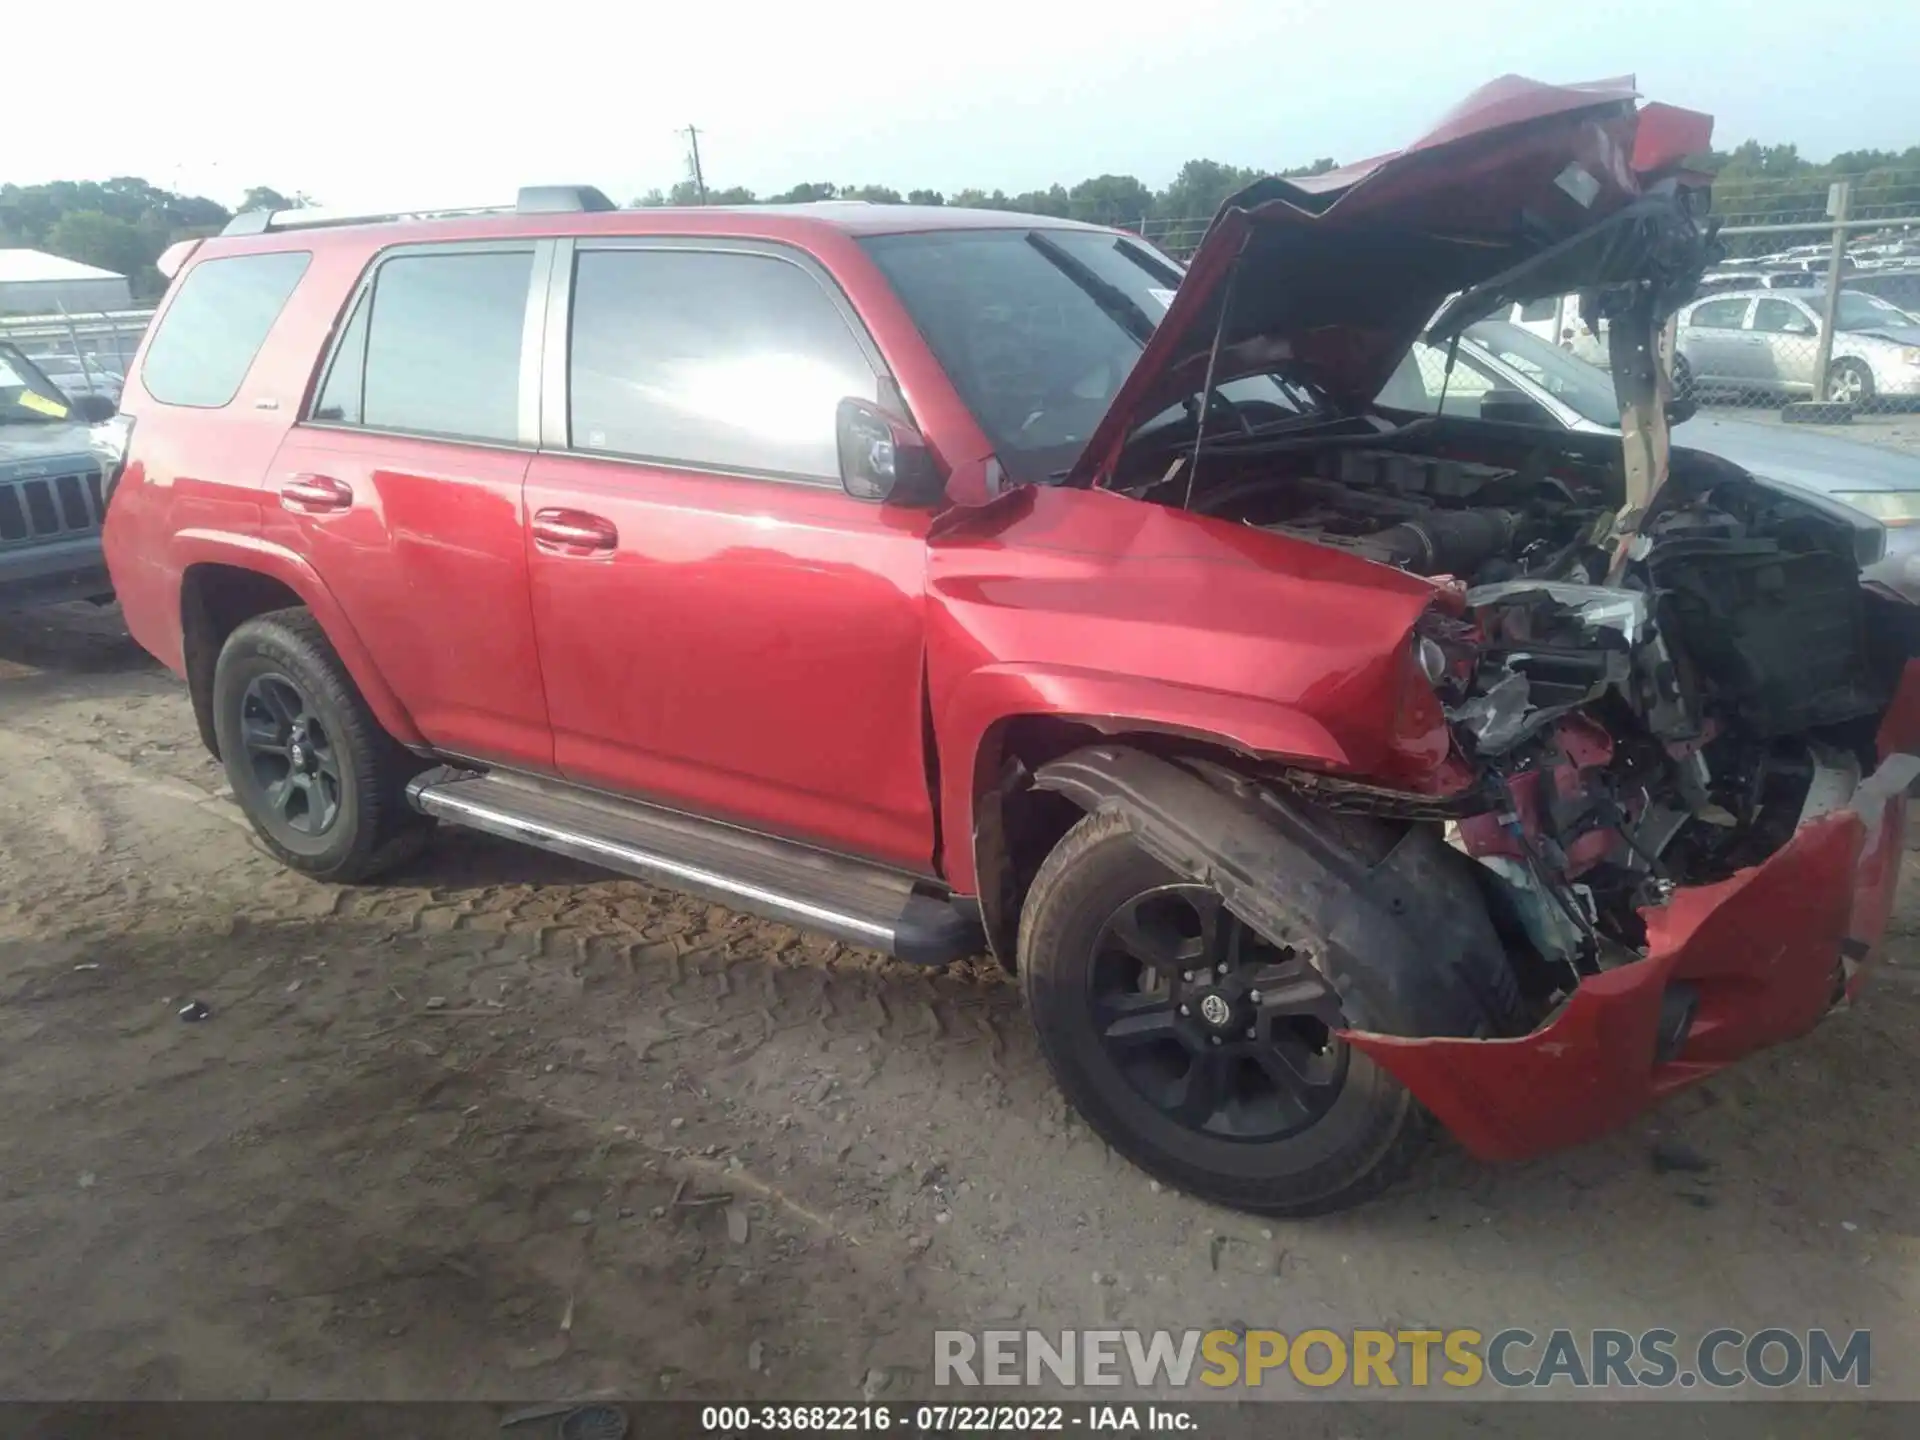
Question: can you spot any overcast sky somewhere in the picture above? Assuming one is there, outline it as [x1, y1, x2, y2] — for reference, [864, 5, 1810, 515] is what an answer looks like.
[17, 0, 1917, 211]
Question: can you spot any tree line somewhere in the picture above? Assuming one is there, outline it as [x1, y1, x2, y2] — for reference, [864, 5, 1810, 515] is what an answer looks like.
[0, 181, 308, 299]
[6, 140, 1918, 302]
[634, 158, 1338, 230]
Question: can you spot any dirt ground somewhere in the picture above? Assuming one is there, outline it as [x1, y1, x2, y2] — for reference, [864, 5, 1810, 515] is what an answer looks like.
[2, 601, 1918, 1410]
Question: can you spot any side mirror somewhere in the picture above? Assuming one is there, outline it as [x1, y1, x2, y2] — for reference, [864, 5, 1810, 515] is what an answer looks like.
[1666, 394, 1699, 425]
[1478, 388, 1553, 427]
[836, 398, 942, 504]
[74, 393, 118, 423]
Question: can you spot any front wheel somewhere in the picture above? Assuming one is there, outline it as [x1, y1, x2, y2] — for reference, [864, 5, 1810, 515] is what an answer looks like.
[212, 608, 429, 882]
[1018, 811, 1426, 1215]
[1827, 358, 1874, 406]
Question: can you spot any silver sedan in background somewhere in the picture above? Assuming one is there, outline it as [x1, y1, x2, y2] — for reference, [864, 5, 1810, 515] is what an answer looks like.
[1674, 289, 1920, 405]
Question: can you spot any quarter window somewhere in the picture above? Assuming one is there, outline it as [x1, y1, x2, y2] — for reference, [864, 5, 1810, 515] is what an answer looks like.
[142, 251, 311, 407]
[567, 249, 877, 480]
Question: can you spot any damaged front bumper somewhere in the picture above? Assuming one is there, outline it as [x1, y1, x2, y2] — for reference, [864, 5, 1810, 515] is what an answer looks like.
[1345, 659, 1920, 1162]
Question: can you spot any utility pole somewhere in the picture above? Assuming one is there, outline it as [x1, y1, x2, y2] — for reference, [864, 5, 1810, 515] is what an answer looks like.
[681, 125, 708, 205]
[1812, 179, 1851, 402]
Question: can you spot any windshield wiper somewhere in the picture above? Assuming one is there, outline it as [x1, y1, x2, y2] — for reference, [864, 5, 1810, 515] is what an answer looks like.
[1026, 232, 1157, 346]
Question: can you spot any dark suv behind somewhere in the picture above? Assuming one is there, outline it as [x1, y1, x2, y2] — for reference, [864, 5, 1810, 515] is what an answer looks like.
[1, 341, 118, 610]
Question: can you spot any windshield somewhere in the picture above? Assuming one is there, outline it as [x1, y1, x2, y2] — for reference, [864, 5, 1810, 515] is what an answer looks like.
[1460, 320, 1623, 426]
[0, 344, 75, 426]
[865, 226, 1289, 482]
[1376, 319, 1623, 427]
[1834, 290, 1918, 332]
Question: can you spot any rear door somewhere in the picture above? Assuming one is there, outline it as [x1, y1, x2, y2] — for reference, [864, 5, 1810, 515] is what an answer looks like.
[1679, 297, 1757, 384]
[522, 239, 937, 871]
[264, 242, 553, 771]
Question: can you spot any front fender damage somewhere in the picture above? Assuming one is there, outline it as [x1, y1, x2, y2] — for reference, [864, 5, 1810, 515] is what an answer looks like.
[1349, 672, 1920, 1162]
[1033, 745, 1520, 1040]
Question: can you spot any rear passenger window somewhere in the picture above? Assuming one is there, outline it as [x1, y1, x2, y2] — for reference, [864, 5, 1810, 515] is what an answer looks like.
[316, 248, 532, 443]
[141, 251, 311, 407]
[568, 249, 876, 480]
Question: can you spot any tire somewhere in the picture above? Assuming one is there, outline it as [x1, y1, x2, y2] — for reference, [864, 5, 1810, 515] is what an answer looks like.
[211, 607, 430, 882]
[1019, 810, 1434, 1216]
[1670, 353, 1694, 404]
[1826, 358, 1874, 406]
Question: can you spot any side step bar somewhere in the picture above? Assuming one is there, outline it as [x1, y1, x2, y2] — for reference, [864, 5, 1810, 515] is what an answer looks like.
[406, 768, 980, 965]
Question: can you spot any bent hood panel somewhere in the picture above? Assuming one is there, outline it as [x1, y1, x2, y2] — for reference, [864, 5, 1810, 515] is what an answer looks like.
[1074, 76, 1714, 487]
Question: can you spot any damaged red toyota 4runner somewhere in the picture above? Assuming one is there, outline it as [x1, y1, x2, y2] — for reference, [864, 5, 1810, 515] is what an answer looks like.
[104, 76, 1920, 1214]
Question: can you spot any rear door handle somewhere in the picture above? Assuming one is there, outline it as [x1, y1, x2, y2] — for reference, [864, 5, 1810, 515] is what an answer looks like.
[279, 473, 354, 514]
[532, 508, 619, 556]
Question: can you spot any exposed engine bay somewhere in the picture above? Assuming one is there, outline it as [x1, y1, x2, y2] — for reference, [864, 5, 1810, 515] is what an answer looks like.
[1141, 426, 1905, 995]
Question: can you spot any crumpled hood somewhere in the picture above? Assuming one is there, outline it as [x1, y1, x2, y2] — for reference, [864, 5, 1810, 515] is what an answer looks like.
[1852, 325, 1920, 348]
[1074, 74, 1714, 488]
[1673, 412, 1920, 498]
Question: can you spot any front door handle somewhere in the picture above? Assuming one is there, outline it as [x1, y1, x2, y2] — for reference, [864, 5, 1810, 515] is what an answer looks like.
[532, 508, 619, 556]
[279, 473, 354, 514]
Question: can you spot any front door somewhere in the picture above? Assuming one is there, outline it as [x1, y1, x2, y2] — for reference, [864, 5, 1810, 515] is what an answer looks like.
[1679, 296, 1758, 386]
[524, 241, 938, 872]
[266, 243, 551, 771]
[1750, 296, 1821, 392]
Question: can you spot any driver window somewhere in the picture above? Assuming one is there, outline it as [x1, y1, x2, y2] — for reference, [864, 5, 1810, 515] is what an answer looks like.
[1753, 299, 1815, 335]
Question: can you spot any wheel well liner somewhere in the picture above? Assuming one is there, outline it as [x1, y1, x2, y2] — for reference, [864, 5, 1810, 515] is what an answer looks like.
[1030, 744, 1524, 1038]
[181, 565, 305, 758]
[968, 717, 1260, 971]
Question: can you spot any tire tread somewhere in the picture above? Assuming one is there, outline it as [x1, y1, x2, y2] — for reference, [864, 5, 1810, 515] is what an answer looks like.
[213, 607, 427, 884]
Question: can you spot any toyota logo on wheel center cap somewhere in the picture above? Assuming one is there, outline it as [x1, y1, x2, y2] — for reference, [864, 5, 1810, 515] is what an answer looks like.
[1198, 992, 1233, 1027]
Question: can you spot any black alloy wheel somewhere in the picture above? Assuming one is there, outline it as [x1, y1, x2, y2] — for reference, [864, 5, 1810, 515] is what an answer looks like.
[211, 607, 430, 882]
[1088, 883, 1348, 1142]
[238, 673, 344, 839]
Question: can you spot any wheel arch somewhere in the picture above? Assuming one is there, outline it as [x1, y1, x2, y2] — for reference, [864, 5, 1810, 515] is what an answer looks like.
[174, 534, 423, 758]
[947, 674, 1354, 971]
[1018, 743, 1525, 1039]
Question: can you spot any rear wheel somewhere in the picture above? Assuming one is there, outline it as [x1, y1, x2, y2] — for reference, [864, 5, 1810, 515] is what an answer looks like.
[212, 608, 429, 882]
[1019, 811, 1428, 1215]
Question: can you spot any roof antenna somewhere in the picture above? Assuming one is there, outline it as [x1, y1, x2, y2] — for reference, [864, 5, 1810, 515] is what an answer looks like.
[1182, 253, 1243, 511]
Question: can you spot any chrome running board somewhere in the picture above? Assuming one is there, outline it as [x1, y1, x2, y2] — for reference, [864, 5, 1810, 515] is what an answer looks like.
[406, 768, 979, 964]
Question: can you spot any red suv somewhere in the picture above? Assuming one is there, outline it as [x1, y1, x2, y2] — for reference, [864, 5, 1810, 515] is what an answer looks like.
[106, 77, 1920, 1214]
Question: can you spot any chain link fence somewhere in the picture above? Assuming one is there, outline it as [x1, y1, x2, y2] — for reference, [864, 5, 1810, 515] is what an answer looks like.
[0, 307, 154, 408]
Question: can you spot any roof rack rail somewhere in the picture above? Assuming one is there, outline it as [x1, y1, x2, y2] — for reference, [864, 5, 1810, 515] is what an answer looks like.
[220, 185, 619, 237]
[515, 185, 618, 214]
